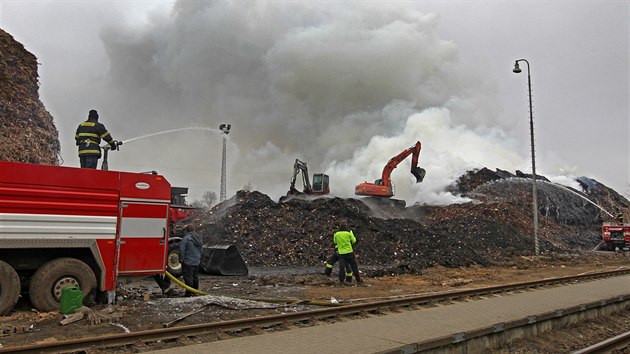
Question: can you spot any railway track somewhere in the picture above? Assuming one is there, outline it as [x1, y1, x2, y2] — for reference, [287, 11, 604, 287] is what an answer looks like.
[574, 330, 630, 354]
[2, 268, 630, 354]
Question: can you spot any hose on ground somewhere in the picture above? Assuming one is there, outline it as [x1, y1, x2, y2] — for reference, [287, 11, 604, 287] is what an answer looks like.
[163, 270, 339, 307]
[165, 270, 208, 296]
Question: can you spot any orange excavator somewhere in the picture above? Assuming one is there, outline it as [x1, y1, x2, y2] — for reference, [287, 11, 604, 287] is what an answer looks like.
[355, 141, 425, 198]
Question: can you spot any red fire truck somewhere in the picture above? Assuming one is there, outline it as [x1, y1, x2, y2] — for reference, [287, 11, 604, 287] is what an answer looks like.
[601, 222, 630, 251]
[0, 160, 173, 315]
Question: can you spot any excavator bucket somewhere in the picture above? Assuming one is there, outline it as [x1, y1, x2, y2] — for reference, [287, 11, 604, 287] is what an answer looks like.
[411, 167, 426, 183]
[199, 244, 249, 276]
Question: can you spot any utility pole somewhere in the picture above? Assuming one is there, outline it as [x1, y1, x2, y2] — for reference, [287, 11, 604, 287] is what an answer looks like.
[513, 59, 539, 256]
[219, 123, 231, 202]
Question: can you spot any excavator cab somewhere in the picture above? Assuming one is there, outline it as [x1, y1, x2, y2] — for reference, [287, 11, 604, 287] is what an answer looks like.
[312, 173, 330, 194]
[286, 159, 330, 197]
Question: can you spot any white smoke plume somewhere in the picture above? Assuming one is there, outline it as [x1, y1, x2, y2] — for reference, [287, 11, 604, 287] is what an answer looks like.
[94, 1, 540, 204]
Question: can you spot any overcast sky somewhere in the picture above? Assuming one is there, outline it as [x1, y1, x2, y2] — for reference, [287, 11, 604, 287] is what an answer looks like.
[0, 1, 628, 204]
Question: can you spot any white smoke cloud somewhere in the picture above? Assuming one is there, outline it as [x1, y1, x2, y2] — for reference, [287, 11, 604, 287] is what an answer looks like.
[91, 1, 535, 203]
[2, 1, 623, 203]
[328, 107, 525, 205]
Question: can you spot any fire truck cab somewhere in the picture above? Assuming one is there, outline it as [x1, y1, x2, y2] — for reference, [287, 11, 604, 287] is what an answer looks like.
[601, 221, 630, 251]
[0, 160, 172, 315]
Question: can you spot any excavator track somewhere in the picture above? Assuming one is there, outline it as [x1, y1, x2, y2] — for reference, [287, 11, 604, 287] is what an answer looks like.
[360, 196, 407, 208]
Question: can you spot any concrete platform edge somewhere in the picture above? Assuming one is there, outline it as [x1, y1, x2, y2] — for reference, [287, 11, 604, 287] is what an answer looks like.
[377, 294, 630, 354]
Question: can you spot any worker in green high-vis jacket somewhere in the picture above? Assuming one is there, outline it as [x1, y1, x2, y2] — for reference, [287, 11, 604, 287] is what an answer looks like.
[333, 221, 365, 287]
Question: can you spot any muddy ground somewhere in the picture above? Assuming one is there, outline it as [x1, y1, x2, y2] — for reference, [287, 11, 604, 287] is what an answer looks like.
[1, 252, 629, 353]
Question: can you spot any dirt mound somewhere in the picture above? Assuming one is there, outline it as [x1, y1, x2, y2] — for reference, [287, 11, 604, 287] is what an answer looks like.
[452, 168, 625, 222]
[189, 170, 629, 275]
[0, 28, 59, 164]
[576, 176, 630, 218]
[448, 169, 629, 251]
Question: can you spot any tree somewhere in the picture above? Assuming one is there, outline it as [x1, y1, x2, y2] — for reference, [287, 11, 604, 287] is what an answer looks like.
[201, 191, 217, 208]
[190, 200, 205, 209]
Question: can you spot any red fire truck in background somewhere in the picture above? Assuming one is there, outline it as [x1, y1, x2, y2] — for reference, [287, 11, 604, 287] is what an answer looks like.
[601, 222, 630, 251]
[0, 160, 175, 315]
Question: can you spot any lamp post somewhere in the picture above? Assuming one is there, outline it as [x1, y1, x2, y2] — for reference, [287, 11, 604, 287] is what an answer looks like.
[219, 123, 231, 202]
[513, 59, 539, 256]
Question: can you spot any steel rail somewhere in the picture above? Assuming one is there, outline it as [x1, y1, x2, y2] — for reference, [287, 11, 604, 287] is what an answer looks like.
[2, 268, 629, 354]
[573, 330, 630, 354]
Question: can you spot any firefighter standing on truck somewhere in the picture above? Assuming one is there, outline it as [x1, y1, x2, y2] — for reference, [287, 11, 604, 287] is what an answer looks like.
[75, 109, 117, 169]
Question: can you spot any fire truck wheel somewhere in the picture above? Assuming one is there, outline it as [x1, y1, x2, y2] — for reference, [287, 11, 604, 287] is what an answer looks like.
[29, 258, 97, 312]
[167, 242, 183, 277]
[0, 260, 20, 315]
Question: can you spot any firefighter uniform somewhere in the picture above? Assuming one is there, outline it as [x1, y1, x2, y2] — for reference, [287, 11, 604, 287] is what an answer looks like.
[324, 248, 352, 282]
[333, 226, 364, 286]
[324, 251, 338, 276]
[75, 110, 116, 169]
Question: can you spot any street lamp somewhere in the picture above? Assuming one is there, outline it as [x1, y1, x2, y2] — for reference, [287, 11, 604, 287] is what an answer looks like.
[219, 124, 231, 202]
[513, 59, 539, 256]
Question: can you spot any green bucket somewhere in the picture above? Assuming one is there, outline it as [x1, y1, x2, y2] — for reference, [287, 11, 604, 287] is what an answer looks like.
[60, 286, 83, 314]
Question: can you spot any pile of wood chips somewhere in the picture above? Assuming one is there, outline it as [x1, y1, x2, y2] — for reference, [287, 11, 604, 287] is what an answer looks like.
[0, 28, 60, 165]
[189, 169, 629, 275]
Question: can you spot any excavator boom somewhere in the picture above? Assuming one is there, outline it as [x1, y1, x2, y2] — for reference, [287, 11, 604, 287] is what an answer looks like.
[355, 141, 425, 198]
[289, 159, 312, 193]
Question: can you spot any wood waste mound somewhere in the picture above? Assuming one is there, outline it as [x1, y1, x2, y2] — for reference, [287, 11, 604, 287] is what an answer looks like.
[0, 28, 59, 165]
[194, 168, 629, 276]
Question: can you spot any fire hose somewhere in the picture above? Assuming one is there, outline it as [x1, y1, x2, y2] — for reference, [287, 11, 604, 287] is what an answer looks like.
[165, 270, 208, 296]
[163, 271, 338, 307]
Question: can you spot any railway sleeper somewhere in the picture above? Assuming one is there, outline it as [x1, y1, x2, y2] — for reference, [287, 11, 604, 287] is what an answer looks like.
[0, 325, 34, 337]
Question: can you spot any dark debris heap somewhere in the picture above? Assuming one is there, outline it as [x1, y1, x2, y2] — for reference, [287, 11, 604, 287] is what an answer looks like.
[192, 168, 628, 275]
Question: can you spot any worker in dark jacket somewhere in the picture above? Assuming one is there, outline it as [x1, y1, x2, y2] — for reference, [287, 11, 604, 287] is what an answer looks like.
[180, 224, 204, 296]
[333, 221, 365, 286]
[75, 109, 117, 169]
